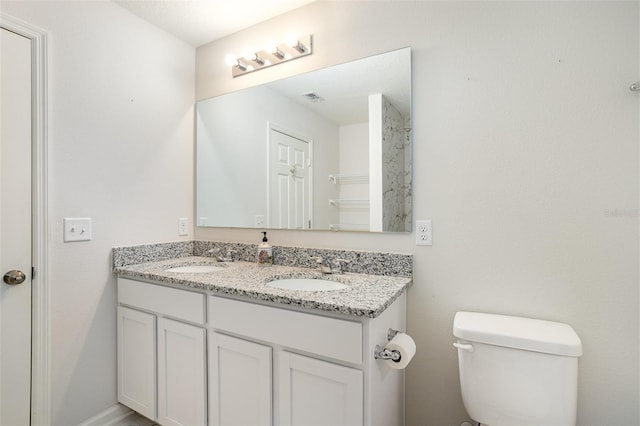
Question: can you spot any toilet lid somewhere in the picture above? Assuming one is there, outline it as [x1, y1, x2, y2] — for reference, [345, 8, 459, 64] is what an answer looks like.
[453, 311, 582, 357]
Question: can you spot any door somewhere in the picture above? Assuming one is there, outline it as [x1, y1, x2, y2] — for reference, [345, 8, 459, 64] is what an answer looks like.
[0, 27, 32, 426]
[278, 352, 363, 426]
[157, 317, 206, 426]
[209, 332, 272, 426]
[268, 128, 311, 229]
[117, 306, 156, 420]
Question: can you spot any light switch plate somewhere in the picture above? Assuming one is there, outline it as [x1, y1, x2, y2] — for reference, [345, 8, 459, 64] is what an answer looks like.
[63, 218, 92, 242]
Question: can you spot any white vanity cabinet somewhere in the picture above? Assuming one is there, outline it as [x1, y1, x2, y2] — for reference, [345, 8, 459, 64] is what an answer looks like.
[208, 332, 273, 425]
[117, 278, 207, 426]
[208, 293, 406, 426]
[117, 306, 156, 419]
[117, 276, 407, 426]
[278, 351, 363, 426]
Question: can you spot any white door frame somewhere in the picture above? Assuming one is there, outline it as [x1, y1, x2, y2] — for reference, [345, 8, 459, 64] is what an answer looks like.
[0, 13, 50, 426]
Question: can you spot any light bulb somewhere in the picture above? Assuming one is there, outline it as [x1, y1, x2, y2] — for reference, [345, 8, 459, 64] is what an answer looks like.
[285, 33, 298, 47]
[243, 49, 255, 61]
[224, 53, 237, 67]
[265, 40, 278, 54]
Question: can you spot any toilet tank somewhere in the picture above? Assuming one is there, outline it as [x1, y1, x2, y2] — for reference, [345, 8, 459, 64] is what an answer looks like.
[453, 312, 582, 426]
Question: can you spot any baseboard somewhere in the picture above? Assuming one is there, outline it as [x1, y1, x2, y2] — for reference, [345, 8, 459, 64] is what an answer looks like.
[76, 404, 133, 426]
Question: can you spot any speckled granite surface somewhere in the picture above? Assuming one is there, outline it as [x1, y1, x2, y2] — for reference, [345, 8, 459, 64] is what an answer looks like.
[112, 241, 194, 267]
[112, 241, 412, 318]
[114, 240, 412, 277]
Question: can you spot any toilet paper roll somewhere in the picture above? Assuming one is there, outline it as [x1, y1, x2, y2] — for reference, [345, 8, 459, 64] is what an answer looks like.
[385, 332, 416, 370]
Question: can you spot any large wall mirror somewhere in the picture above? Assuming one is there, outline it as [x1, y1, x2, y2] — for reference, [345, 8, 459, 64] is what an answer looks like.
[196, 47, 411, 233]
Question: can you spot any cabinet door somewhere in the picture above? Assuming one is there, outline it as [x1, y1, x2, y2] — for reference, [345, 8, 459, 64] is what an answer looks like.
[278, 352, 363, 426]
[117, 306, 156, 420]
[209, 332, 272, 426]
[157, 317, 206, 426]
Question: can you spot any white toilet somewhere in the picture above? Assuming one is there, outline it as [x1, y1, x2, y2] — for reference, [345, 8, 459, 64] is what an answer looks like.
[453, 311, 582, 426]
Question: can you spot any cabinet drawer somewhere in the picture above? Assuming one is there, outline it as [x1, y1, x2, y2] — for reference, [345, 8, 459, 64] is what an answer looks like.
[118, 278, 205, 324]
[209, 296, 362, 364]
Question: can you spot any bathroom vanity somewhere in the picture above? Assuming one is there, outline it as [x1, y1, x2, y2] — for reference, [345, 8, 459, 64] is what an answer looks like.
[113, 242, 412, 426]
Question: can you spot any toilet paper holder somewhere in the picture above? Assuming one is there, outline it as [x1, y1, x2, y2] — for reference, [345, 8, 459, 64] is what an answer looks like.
[374, 328, 402, 362]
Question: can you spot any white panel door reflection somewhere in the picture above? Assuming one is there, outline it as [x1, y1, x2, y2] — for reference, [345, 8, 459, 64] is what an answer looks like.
[268, 127, 312, 229]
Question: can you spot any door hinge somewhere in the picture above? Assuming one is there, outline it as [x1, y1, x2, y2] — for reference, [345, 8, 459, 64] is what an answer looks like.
[31, 267, 35, 280]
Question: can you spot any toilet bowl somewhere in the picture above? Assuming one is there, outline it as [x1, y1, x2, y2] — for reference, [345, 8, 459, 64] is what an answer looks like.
[453, 312, 582, 426]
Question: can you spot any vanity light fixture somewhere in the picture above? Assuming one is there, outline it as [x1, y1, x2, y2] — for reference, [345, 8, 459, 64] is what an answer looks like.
[226, 34, 312, 78]
[225, 54, 247, 72]
[266, 41, 285, 60]
[243, 50, 266, 66]
[285, 33, 307, 54]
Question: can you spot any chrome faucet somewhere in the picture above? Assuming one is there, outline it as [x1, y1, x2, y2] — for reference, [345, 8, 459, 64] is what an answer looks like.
[208, 248, 235, 262]
[310, 256, 350, 274]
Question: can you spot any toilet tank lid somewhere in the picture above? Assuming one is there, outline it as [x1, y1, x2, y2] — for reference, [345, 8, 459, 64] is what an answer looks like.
[453, 312, 582, 357]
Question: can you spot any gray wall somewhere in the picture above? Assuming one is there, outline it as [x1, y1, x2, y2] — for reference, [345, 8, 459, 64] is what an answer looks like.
[196, 2, 639, 425]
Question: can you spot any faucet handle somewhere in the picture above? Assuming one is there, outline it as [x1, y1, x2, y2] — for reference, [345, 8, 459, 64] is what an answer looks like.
[309, 256, 332, 274]
[224, 249, 236, 262]
[330, 258, 350, 274]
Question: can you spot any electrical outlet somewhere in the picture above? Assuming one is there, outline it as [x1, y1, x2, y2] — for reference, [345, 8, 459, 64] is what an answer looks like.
[178, 217, 188, 236]
[415, 219, 432, 246]
[255, 215, 265, 228]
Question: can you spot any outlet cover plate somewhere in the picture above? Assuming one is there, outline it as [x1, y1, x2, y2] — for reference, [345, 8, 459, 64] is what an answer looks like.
[416, 219, 432, 246]
[178, 217, 188, 236]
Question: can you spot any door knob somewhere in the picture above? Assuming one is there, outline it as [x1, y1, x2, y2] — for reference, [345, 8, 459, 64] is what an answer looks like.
[3, 270, 26, 285]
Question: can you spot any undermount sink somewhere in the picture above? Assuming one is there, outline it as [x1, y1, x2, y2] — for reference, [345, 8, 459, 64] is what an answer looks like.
[266, 278, 348, 292]
[165, 265, 224, 273]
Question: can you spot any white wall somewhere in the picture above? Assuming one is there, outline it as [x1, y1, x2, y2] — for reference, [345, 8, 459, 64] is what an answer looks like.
[338, 123, 369, 229]
[0, 1, 194, 424]
[196, 2, 639, 425]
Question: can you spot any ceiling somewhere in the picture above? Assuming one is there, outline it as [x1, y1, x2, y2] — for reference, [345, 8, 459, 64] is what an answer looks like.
[267, 47, 411, 125]
[115, 0, 316, 47]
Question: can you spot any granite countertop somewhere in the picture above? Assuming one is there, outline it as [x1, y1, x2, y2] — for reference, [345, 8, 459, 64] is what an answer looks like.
[114, 256, 412, 318]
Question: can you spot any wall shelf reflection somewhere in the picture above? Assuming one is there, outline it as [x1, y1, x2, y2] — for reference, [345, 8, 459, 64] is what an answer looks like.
[328, 199, 370, 209]
[328, 173, 369, 185]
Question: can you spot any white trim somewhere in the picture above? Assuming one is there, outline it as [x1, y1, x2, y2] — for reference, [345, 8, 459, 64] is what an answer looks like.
[0, 13, 50, 426]
[76, 404, 134, 426]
